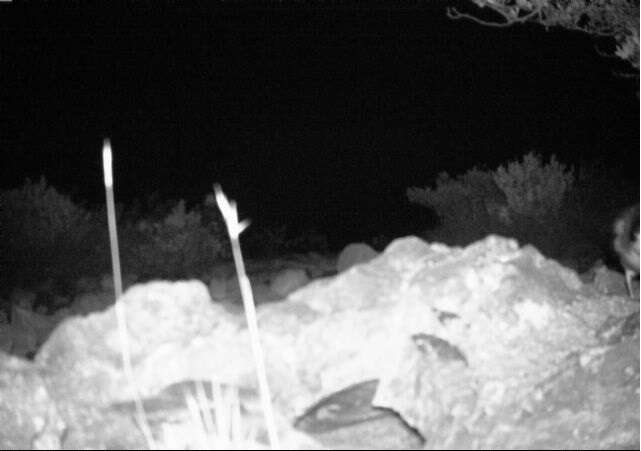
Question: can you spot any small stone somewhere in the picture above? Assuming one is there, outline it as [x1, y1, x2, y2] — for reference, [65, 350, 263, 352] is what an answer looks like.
[336, 243, 379, 273]
[270, 269, 310, 298]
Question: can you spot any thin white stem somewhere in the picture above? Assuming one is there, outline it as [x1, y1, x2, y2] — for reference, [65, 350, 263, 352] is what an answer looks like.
[214, 184, 280, 449]
[103, 139, 156, 449]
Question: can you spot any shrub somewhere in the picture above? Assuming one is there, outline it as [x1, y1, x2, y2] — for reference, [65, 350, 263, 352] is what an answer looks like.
[407, 152, 575, 246]
[0, 177, 105, 290]
[121, 195, 230, 279]
[407, 167, 509, 245]
[553, 161, 638, 269]
[406, 152, 628, 270]
[241, 222, 329, 257]
[493, 152, 574, 220]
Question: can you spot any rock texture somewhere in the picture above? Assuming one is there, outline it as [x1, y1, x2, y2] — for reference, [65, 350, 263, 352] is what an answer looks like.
[0, 235, 638, 449]
[0, 354, 64, 449]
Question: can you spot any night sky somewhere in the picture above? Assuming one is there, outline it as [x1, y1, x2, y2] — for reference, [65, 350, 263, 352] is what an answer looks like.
[1, 0, 638, 246]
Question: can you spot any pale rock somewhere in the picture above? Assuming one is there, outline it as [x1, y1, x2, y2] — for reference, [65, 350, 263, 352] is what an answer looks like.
[270, 268, 310, 298]
[0, 235, 635, 449]
[336, 242, 379, 273]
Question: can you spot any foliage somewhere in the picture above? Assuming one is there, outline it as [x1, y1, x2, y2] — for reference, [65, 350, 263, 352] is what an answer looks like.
[559, 160, 638, 263]
[407, 151, 635, 269]
[242, 222, 329, 257]
[493, 152, 574, 220]
[0, 176, 331, 292]
[407, 167, 510, 244]
[448, 0, 640, 71]
[0, 178, 233, 290]
[0, 177, 105, 289]
[121, 195, 230, 280]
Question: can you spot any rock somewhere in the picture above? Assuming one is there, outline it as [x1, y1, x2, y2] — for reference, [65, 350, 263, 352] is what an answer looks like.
[591, 263, 638, 297]
[208, 274, 237, 301]
[0, 235, 638, 449]
[209, 273, 276, 306]
[295, 379, 423, 449]
[37, 280, 240, 407]
[287, 235, 638, 448]
[336, 242, 379, 273]
[270, 268, 310, 298]
[7, 305, 65, 358]
[0, 352, 64, 449]
[34, 279, 316, 448]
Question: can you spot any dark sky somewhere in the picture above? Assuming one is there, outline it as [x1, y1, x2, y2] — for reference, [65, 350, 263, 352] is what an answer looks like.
[1, 0, 638, 245]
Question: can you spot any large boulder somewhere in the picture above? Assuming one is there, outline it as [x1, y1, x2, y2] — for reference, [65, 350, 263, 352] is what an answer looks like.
[0, 235, 638, 449]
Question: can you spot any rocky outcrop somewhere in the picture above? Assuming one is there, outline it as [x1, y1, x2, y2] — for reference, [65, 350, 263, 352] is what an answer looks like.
[0, 354, 64, 449]
[0, 235, 638, 449]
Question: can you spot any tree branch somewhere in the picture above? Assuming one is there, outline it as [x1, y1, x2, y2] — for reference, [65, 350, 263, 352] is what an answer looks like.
[446, 5, 542, 27]
[448, 0, 639, 71]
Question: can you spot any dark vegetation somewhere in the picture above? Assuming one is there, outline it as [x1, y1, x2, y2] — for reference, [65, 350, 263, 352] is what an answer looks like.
[1, 152, 637, 305]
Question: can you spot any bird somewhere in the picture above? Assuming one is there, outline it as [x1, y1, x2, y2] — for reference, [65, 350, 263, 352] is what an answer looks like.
[613, 204, 640, 298]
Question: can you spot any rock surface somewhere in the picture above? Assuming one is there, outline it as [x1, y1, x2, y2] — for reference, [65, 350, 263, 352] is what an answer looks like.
[0, 235, 638, 449]
[0, 354, 64, 449]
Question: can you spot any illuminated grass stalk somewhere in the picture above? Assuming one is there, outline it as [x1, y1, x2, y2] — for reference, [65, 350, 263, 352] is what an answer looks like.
[182, 380, 244, 449]
[214, 183, 280, 450]
[102, 138, 156, 448]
